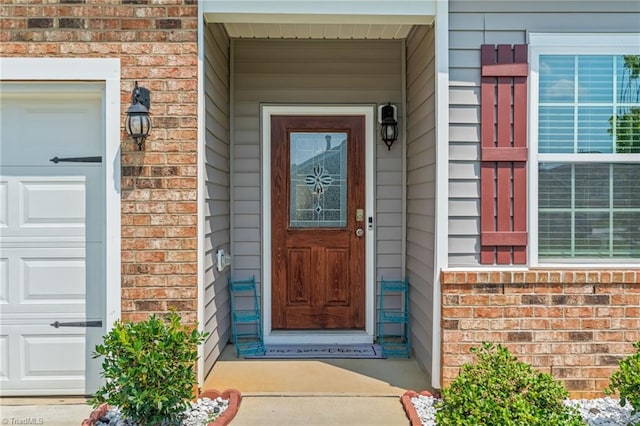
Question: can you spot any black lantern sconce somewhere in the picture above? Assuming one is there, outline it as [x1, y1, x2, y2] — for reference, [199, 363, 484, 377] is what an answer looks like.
[125, 81, 151, 150]
[378, 102, 398, 150]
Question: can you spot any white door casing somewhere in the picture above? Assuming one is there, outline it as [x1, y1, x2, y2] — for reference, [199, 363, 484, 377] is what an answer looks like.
[0, 59, 120, 396]
[261, 105, 376, 345]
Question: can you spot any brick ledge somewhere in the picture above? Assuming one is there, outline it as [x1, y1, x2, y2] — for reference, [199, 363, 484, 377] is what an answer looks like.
[441, 270, 640, 285]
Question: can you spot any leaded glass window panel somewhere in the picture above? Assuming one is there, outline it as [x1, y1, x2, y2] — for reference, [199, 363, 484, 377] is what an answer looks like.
[289, 132, 347, 228]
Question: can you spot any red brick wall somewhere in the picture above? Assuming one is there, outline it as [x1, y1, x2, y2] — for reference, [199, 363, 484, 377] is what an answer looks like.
[1, 1, 199, 323]
[441, 270, 640, 398]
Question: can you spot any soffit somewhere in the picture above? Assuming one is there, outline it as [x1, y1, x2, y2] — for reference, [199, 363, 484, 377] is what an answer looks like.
[202, 1, 435, 40]
[221, 23, 415, 39]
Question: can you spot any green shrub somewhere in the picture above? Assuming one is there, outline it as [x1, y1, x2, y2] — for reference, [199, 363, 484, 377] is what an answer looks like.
[606, 340, 640, 416]
[436, 342, 585, 426]
[90, 312, 208, 425]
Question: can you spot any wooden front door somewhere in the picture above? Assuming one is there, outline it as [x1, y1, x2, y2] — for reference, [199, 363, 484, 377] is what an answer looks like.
[271, 115, 366, 330]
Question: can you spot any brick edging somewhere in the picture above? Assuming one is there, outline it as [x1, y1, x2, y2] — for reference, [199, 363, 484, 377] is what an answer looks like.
[401, 390, 434, 426]
[199, 389, 242, 426]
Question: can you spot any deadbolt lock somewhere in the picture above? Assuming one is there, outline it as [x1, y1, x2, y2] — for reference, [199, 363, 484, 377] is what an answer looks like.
[356, 208, 364, 222]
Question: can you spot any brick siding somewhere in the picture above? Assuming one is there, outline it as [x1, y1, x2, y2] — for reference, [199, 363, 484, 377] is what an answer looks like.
[441, 270, 640, 398]
[1, 1, 199, 323]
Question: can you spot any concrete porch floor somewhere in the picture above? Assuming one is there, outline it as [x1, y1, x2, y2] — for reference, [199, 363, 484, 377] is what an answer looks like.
[203, 344, 430, 425]
[203, 344, 430, 397]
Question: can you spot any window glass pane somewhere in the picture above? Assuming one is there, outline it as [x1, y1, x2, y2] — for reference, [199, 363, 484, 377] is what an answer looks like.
[289, 132, 347, 228]
[617, 55, 640, 104]
[538, 162, 640, 260]
[575, 212, 611, 257]
[613, 212, 640, 256]
[538, 211, 571, 256]
[615, 55, 640, 152]
[577, 56, 614, 103]
[539, 163, 571, 208]
[540, 55, 574, 103]
[574, 163, 609, 208]
[614, 106, 640, 153]
[613, 164, 640, 208]
[539, 106, 574, 153]
[577, 106, 614, 153]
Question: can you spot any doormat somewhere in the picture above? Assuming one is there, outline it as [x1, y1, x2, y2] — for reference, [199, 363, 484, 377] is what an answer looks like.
[244, 344, 384, 359]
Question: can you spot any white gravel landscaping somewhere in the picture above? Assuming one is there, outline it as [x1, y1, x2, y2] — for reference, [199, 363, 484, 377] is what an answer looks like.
[411, 395, 640, 426]
[565, 398, 640, 426]
[93, 396, 229, 426]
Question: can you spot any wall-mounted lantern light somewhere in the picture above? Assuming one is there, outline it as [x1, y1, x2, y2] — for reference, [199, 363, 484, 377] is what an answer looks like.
[378, 102, 398, 150]
[125, 81, 151, 150]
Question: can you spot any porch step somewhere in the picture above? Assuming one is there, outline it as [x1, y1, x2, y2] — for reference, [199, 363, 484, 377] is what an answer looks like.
[228, 396, 410, 426]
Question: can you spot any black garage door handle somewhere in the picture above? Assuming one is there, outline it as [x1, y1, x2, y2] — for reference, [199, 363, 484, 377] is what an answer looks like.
[50, 320, 103, 328]
[49, 156, 102, 164]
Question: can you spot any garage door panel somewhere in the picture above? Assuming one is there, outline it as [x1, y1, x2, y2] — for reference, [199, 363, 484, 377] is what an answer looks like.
[21, 179, 86, 227]
[0, 180, 7, 227]
[0, 326, 85, 395]
[23, 257, 85, 303]
[1, 248, 86, 314]
[22, 333, 85, 378]
[0, 175, 86, 241]
[0, 258, 7, 305]
[0, 87, 102, 168]
[86, 241, 104, 314]
[0, 335, 8, 381]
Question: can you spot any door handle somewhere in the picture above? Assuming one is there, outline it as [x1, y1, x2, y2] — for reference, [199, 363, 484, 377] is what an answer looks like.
[50, 156, 102, 163]
[50, 320, 102, 328]
[355, 228, 364, 237]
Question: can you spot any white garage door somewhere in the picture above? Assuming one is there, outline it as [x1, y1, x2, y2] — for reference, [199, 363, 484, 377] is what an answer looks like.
[0, 83, 105, 396]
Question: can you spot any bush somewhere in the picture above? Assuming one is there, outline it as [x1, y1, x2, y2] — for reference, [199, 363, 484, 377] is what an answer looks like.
[90, 312, 208, 425]
[436, 342, 584, 426]
[606, 340, 640, 416]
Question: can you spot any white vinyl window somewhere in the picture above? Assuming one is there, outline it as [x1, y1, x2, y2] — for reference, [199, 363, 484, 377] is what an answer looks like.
[529, 34, 640, 264]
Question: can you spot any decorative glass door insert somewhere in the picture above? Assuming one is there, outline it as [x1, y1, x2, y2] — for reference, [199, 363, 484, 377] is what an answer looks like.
[289, 132, 347, 228]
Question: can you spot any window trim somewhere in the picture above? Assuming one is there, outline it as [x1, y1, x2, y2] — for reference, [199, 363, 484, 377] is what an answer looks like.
[528, 33, 640, 266]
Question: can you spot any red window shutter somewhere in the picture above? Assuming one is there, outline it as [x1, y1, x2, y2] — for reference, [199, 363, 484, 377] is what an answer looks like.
[480, 44, 528, 265]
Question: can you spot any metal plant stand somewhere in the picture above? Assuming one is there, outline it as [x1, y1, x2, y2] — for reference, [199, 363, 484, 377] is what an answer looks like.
[377, 277, 410, 358]
[229, 276, 265, 357]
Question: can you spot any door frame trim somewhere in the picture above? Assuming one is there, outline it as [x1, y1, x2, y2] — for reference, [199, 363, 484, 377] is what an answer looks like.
[261, 105, 375, 344]
[0, 58, 121, 333]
